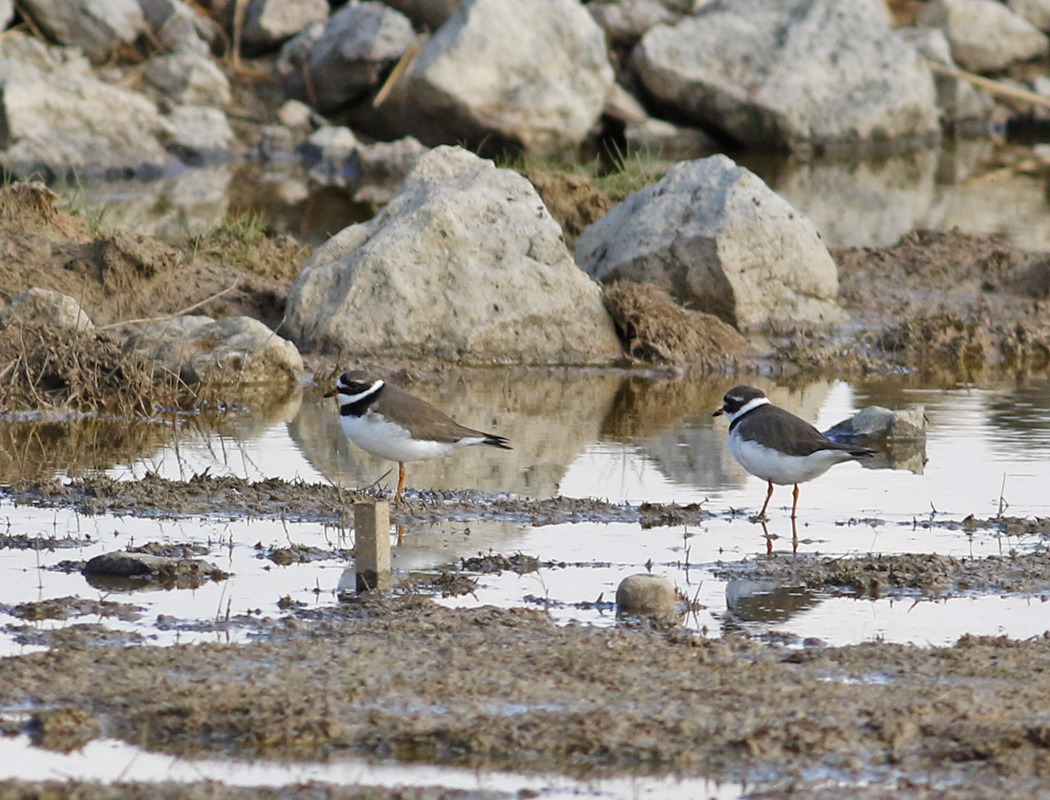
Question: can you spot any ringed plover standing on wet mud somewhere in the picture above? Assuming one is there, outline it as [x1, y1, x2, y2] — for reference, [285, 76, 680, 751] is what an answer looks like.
[713, 385, 876, 519]
[324, 371, 511, 502]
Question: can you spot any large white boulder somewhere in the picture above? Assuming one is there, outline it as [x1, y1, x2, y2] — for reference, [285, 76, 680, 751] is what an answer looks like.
[575, 155, 847, 331]
[282, 2, 415, 112]
[1009, 0, 1050, 32]
[140, 0, 220, 55]
[0, 34, 171, 178]
[143, 50, 231, 106]
[165, 105, 234, 162]
[369, 0, 615, 155]
[918, 0, 1049, 72]
[588, 0, 694, 48]
[631, 0, 940, 152]
[896, 27, 995, 124]
[19, 0, 145, 63]
[242, 0, 330, 53]
[286, 146, 622, 364]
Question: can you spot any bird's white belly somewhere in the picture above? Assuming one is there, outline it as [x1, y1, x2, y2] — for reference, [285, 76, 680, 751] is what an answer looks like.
[729, 435, 852, 485]
[340, 413, 459, 463]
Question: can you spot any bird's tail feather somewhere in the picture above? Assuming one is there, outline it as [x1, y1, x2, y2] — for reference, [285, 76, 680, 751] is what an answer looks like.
[847, 445, 878, 458]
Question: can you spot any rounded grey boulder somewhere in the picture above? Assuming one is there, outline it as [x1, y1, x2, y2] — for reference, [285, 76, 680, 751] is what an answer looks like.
[575, 154, 847, 332]
[616, 573, 677, 615]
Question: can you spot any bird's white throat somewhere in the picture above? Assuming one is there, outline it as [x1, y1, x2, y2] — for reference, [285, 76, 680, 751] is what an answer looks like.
[726, 395, 771, 422]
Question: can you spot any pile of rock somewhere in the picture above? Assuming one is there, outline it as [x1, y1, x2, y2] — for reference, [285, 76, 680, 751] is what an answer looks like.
[2, 0, 1045, 179]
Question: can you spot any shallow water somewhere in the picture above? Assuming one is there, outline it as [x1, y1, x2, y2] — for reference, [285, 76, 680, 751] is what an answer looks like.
[0, 733, 743, 799]
[2, 373, 1050, 660]
[76, 139, 1050, 251]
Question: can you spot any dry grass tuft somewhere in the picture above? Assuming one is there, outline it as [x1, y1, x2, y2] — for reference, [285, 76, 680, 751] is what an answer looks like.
[524, 169, 612, 251]
[602, 281, 750, 369]
[0, 324, 201, 415]
[0, 181, 60, 223]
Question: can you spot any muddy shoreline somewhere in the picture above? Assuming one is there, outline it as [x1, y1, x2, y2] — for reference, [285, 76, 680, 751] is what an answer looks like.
[3, 468, 1050, 797]
[5, 597, 1050, 799]
[1, 472, 713, 527]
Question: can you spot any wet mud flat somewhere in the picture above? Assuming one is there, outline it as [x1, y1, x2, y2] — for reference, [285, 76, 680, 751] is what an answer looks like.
[4, 476, 1050, 798]
[716, 529, 1050, 599]
[5, 598, 1050, 799]
[1, 473, 712, 527]
[0, 785, 492, 800]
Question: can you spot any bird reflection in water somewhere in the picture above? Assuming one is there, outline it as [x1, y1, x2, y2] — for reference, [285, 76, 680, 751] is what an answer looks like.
[758, 517, 798, 555]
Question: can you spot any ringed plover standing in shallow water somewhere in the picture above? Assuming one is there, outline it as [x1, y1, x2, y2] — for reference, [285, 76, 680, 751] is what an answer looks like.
[713, 385, 876, 519]
[324, 371, 511, 501]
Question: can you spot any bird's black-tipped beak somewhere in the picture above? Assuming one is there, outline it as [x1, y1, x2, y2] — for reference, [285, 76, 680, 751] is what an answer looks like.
[323, 388, 339, 398]
[712, 407, 724, 417]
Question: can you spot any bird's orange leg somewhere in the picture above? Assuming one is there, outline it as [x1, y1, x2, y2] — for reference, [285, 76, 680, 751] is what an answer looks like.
[758, 480, 775, 518]
[395, 462, 406, 502]
[791, 483, 800, 520]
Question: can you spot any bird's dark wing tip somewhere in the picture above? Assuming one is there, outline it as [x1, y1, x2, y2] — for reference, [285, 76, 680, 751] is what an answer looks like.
[485, 435, 512, 451]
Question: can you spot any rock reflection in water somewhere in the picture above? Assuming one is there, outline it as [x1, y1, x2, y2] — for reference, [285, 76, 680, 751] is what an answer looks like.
[335, 518, 531, 594]
[608, 379, 842, 490]
[741, 139, 994, 249]
[754, 147, 940, 249]
[599, 375, 726, 441]
[860, 439, 927, 474]
[0, 372, 934, 501]
[600, 375, 735, 490]
[75, 161, 382, 247]
[291, 371, 622, 498]
[984, 377, 1050, 453]
[68, 135, 1050, 264]
[76, 165, 234, 238]
[126, 383, 305, 481]
[741, 138, 1050, 253]
[589, 377, 927, 504]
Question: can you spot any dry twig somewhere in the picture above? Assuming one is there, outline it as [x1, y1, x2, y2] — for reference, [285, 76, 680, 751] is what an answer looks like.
[95, 279, 240, 332]
[928, 61, 1050, 109]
